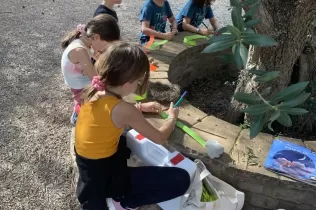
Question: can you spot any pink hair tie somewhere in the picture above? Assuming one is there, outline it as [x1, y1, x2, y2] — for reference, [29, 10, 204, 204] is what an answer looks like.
[91, 76, 105, 91]
[76, 24, 86, 34]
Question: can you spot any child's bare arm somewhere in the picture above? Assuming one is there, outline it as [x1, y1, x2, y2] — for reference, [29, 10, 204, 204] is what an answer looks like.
[141, 21, 167, 40]
[209, 17, 220, 31]
[71, 48, 97, 80]
[112, 101, 178, 144]
[169, 16, 178, 34]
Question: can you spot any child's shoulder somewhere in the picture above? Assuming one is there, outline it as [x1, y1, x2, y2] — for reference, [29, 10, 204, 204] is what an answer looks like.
[94, 4, 118, 20]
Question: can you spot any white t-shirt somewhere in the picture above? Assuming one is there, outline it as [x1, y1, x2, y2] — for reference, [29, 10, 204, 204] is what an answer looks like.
[61, 39, 91, 90]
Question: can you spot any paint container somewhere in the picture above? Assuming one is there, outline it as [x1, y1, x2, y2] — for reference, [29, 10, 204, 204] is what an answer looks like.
[126, 129, 197, 210]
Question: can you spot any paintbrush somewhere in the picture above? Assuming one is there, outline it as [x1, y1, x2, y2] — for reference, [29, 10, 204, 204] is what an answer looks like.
[174, 91, 188, 108]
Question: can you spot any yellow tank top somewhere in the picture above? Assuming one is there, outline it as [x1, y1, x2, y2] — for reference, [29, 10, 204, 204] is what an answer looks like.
[75, 95, 123, 159]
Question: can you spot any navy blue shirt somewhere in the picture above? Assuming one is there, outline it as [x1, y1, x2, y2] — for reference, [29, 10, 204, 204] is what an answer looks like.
[139, 0, 174, 44]
[94, 4, 118, 21]
[176, 0, 214, 31]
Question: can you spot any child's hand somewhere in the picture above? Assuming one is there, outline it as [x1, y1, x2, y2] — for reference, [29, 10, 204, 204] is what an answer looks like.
[171, 28, 178, 35]
[199, 28, 212, 36]
[140, 102, 162, 113]
[168, 102, 179, 119]
[163, 32, 174, 40]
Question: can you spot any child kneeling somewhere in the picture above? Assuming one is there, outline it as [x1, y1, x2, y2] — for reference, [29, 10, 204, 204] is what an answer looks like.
[176, 0, 220, 36]
[139, 0, 178, 45]
[74, 41, 190, 210]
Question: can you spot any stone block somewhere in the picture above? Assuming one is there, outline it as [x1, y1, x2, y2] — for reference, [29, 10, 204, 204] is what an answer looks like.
[143, 113, 165, 128]
[278, 175, 316, 193]
[149, 79, 172, 86]
[304, 141, 316, 152]
[274, 135, 305, 146]
[154, 62, 169, 72]
[247, 191, 279, 209]
[177, 100, 207, 126]
[242, 202, 269, 210]
[148, 51, 174, 65]
[193, 115, 241, 149]
[149, 71, 168, 79]
[236, 181, 264, 194]
[231, 130, 274, 172]
[161, 40, 188, 56]
[272, 187, 306, 204]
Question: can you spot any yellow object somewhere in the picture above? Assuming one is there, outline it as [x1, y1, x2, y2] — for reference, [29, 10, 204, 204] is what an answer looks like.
[75, 96, 123, 159]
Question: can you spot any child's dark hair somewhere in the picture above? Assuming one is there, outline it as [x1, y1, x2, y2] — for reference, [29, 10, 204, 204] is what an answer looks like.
[194, 0, 212, 8]
[61, 14, 120, 50]
[81, 42, 150, 102]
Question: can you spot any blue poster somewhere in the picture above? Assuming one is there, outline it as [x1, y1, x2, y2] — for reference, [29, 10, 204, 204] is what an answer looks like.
[264, 139, 316, 186]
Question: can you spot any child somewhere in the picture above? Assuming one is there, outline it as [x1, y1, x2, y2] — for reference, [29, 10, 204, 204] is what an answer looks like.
[92, 0, 158, 71]
[93, 0, 121, 21]
[75, 41, 190, 210]
[61, 14, 121, 125]
[139, 0, 178, 45]
[176, 0, 220, 36]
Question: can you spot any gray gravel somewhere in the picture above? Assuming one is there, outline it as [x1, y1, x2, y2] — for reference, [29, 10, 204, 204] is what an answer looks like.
[0, 0, 231, 209]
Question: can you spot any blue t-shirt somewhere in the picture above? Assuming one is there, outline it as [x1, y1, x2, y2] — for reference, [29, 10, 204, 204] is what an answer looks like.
[139, 0, 174, 43]
[176, 0, 214, 31]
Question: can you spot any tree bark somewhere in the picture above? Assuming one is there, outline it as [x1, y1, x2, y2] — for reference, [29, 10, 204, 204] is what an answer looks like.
[226, 0, 316, 125]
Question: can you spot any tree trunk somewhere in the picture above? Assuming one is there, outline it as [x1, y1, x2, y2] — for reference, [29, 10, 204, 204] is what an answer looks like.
[226, 0, 316, 125]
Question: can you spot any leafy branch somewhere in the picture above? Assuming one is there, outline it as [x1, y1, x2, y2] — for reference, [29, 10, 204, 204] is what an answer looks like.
[202, 0, 311, 139]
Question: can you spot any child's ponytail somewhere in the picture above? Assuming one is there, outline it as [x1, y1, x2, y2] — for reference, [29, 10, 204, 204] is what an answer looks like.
[61, 25, 86, 50]
[61, 14, 120, 50]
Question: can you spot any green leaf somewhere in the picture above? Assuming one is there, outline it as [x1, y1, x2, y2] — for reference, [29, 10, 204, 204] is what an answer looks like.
[232, 43, 243, 69]
[243, 103, 271, 115]
[209, 34, 236, 44]
[243, 2, 260, 17]
[217, 27, 228, 34]
[240, 43, 248, 68]
[202, 40, 237, 53]
[227, 25, 241, 39]
[254, 71, 280, 82]
[261, 87, 271, 96]
[278, 92, 311, 108]
[250, 113, 266, 139]
[216, 55, 236, 64]
[271, 81, 310, 103]
[230, 0, 241, 7]
[231, 6, 244, 31]
[242, 0, 259, 6]
[233, 92, 261, 104]
[280, 108, 309, 115]
[276, 112, 292, 127]
[268, 110, 280, 132]
[242, 33, 277, 47]
[244, 28, 255, 34]
[245, 18, 261, 28]
[248, 69, 266, 76]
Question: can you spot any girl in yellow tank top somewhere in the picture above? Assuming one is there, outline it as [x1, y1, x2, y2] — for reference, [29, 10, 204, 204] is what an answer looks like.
[74, 41, 190, 210]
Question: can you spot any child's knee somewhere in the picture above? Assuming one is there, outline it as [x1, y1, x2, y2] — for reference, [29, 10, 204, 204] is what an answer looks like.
[176, 168, 191, 195]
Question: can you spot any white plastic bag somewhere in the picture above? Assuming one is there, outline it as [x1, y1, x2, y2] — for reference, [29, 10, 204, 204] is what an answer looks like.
[180, 159, 245, 210]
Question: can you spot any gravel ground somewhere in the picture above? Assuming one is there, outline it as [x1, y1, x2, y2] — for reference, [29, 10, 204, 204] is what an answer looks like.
[0, 0, 231, 209]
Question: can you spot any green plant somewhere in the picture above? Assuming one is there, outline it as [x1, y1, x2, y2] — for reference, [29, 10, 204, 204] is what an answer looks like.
[202, 0, 311, 139]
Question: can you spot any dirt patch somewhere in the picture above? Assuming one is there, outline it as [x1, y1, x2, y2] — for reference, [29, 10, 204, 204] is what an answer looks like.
[185, 72, 237, 121]
[186, 72, 315, 141]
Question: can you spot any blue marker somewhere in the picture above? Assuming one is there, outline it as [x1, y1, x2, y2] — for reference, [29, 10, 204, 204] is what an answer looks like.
[174, 91, 188, 108]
